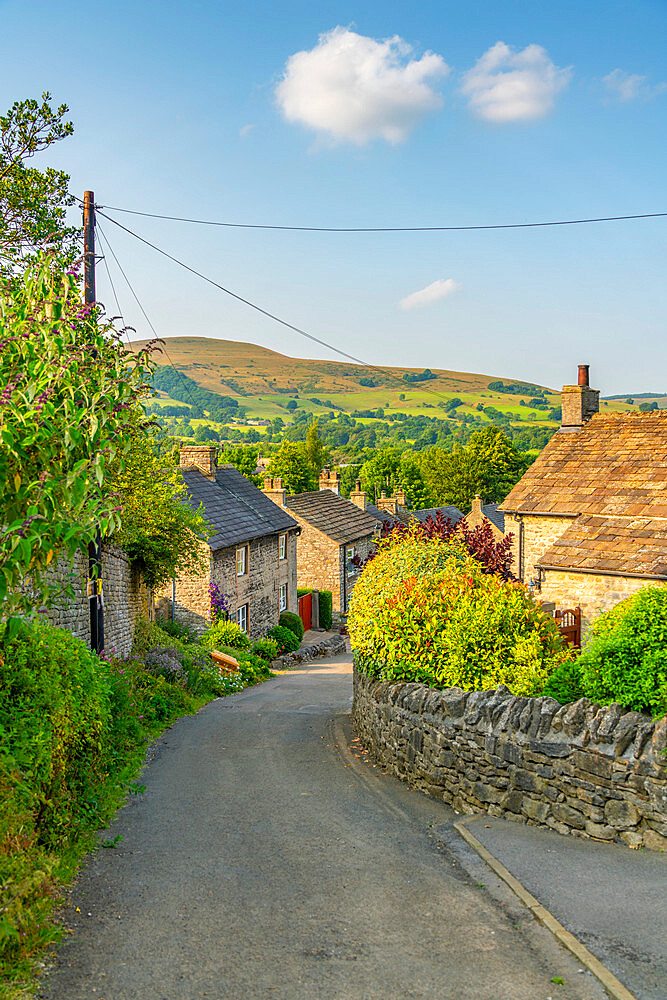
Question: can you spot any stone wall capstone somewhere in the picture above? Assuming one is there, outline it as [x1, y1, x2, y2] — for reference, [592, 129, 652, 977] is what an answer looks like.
[353, 667, 666, 851]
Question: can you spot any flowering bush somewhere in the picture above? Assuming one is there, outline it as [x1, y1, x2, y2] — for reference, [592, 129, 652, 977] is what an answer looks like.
[348, 531, 568, 696]
[201, 620, 251, 651]
[144, 645, 185, 682]
[0, 259, 155, 628]
[208, 581, 231, 624]
[252, 638, 278, 661]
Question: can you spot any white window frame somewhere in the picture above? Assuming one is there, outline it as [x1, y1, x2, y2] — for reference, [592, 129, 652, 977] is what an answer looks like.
[236, 604, 248, 633]
[279, 533, 287, 560]
[236, 545, 247, 577]
[346, 545, 356, 576]
[279, 583, 287, 612]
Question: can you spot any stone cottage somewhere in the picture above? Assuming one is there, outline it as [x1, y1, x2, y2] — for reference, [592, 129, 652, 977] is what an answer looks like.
[164, 446, 299, 639]
[500, 366, 667, 632]
[264, 469, 377, 614]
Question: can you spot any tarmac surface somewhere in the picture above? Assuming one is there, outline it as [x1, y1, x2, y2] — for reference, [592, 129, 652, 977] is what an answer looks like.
[40, 654, 626, 1000]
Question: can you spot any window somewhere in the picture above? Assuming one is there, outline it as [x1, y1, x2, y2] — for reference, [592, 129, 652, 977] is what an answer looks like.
[346, 545, 356, 575]
[279, 533, 287, 560]
[236, 545, 247, 576]
[279, 583, 287, 612]
[236, 604, 248, 633]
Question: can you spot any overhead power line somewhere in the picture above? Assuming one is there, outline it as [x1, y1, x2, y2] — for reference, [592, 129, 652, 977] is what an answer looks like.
[96, 208, 469, 409]
[98, 204, 667, 233]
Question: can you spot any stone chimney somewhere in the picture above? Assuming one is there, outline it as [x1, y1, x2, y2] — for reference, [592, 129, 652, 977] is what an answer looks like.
[471, 495, 483, 518]
[319, 467, 341, 495]
[560, 364, 599, 432]
[395, 488, 407, 510]
[349, 478, 368, 510]
[179, 445, 217, 479]
[377, 491, 399, 515]
[262, 476, 286, 507]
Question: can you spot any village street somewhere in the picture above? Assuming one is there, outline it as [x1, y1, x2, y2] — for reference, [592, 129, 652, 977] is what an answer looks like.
[38, 654, 616, 1000]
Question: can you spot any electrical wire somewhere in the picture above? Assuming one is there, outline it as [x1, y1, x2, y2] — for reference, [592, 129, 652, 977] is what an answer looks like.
[96, 208, 488, 410]
[97, 204, 667, 233]
[95, 220, 132, 347]
[94, 218, 204, 412]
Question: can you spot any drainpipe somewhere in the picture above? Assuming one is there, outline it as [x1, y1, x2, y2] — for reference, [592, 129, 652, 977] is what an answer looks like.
[171, 577, 176, 621]
[342, 547, 347, 615]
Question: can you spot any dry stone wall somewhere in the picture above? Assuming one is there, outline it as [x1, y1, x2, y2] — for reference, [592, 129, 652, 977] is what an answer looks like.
[353, 667, 666, 851]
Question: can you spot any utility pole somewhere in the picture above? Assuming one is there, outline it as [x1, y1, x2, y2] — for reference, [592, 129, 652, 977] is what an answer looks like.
[83, 190, 105, 653]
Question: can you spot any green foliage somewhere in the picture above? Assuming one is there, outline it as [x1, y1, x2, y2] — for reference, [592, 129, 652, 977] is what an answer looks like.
[252, 638, 278, 661]
[201, 619, 251, 651]
[348, 531, 567, 696]
[218, 445, 261, 485]
[575, 588, 667, 716]
[0, 260, 154, 626]
[419, 427, 530, 509]
[542, 659, 584, 705]
[105, 429, 210, 587]
[270, 624, 300, 654]
[0, 93, 76, 270]
[267, 440, 317, 493]
[155, 618, 199, 643]
[279, 610, 304, 641]
[318, 590, 333, 630]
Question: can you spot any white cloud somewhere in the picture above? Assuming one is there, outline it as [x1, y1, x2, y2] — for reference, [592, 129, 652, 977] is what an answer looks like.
[399, 278, 461, 311]
[461, 42, 571, 122]
[603, 69, 667, 102]
[239, 123, 256, 137]
[275, 26, 449, 145]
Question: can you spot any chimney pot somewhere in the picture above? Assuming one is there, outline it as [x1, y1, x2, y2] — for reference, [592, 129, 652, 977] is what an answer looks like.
[578, 364, 589, 387]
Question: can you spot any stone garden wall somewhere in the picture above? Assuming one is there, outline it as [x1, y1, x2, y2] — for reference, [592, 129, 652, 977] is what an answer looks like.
[353, 667, 667, 851]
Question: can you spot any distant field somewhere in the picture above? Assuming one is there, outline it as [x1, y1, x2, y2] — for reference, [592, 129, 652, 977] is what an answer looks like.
[134, 336, 645, 434]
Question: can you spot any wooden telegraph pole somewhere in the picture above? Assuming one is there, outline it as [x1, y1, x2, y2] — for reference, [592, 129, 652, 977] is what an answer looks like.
[83, 190, 105, 653]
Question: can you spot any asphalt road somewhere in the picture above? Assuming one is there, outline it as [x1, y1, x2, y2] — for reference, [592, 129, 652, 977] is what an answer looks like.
[40, 655, 609, 1000]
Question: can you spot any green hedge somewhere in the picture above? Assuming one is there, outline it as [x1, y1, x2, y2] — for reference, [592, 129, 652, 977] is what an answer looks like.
[270, 625, 300, 654]
[318, 590, 333, 630]
[544, 587, 667, 716]
[279, 611, 304, 641]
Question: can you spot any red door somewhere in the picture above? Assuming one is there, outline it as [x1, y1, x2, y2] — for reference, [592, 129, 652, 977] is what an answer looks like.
[298, 591, 312, 632]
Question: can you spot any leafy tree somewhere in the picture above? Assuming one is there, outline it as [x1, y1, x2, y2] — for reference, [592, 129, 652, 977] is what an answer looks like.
[285, 399, 298, 411]
[303, 422, 330, 476]
[0, 260, 153, 627]
[419, 446, 485, 510]
[359, 448, 402, 500]
[218, 445, 260, 484]
[467, 426, 531, 500]
[267, 441, 316, 493]
[194, 424, 219, 442]
[398, 455, 432, 509]
[105, 431, 209, 588]
[1, 93, 76, 272]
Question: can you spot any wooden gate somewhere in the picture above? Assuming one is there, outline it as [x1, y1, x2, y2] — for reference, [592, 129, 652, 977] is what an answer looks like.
[298, 591, 312, 633]
[555, 607, 581, 648]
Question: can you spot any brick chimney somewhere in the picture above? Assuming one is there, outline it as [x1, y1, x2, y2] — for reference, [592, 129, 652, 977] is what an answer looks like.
[262, 476, 286, 507]
[560, 364, 599, 432]
[349, 478, 368, 510]
[179, 445, 217, 479]
[377, 491, 399, 515]
[319, 467, 341, 495]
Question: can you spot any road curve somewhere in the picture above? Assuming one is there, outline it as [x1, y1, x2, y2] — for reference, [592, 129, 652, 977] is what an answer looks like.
[40, 655, 608, 1000]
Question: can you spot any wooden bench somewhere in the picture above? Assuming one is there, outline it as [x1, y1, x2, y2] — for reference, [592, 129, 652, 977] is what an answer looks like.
[210, 649, 241, 674]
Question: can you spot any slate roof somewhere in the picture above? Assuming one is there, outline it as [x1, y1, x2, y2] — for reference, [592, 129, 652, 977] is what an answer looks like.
[500, 411, 667, 518]
[180, 465, 297, 552]
[410, 506, 465, 526]
[537, 514, 667, 580]
[481, 502, 505, 533]
[285, 489, 378, 544]
[364, 502, 412, 527]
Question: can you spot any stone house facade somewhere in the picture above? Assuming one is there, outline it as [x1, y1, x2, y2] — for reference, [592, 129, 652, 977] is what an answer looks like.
[264, 469, 377, 614]
[500, 367, 667, 633]
[161, 447, 299, 640]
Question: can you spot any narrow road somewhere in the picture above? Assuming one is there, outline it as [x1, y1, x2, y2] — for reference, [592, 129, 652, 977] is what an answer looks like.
[41, 655, 608, 1000]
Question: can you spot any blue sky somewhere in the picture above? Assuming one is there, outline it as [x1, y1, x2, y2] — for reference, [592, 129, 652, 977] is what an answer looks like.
[2, 0, 666, 392]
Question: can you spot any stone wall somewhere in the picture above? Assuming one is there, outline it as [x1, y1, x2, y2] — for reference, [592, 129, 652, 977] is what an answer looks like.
[353, 667, 666, 851]
[540, 569, 667, 635]
[504, 513, 575, 584]
[163, 529, 299, 641]
[45, 544, 149, 657]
